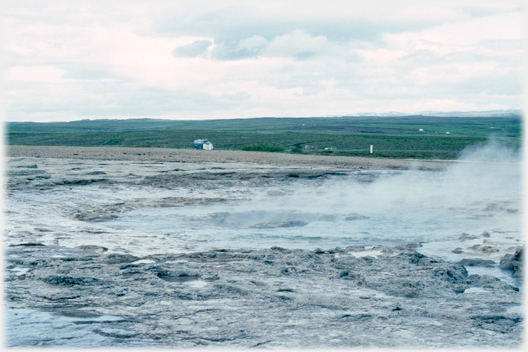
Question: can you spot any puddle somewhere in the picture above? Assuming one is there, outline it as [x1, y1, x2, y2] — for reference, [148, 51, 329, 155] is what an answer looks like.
[11, 267, 30, 275]
[464, 287, 489, 294]
[131, 259, 156, 264]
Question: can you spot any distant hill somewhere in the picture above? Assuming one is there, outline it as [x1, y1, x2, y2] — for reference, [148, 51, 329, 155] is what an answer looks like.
[348, 109, 522, 118]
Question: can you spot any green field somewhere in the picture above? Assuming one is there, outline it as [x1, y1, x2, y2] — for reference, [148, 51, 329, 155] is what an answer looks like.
[6, 114, 522, 159]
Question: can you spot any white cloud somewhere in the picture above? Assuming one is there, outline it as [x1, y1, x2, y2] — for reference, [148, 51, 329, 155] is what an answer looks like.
[356, 48, 408, 65]
[236, 35, 269, 54]
[6, 66, 65, 82]
[419, 11, 523, 46]
[3, 1, 524, 122]
[261, 30, 329, 58]
[384, 11, 523, 54]
[173, 40, 213, 58]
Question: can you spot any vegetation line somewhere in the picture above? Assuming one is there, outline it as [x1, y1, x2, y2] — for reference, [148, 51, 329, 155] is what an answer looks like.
[6, 115, 521, 160]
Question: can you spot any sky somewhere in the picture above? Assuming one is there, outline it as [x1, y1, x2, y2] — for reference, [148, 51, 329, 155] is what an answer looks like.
[3, 0, 525, 122]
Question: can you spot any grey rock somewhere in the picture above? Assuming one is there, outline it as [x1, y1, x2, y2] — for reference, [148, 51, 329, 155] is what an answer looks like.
[76, 245, 108, 253]
[42, 275, 101, 287]
[459, 233, 478, 240]
[459, 258, 496, 267]
[10, 243, 45, 247]
[500, 247, 523, 279]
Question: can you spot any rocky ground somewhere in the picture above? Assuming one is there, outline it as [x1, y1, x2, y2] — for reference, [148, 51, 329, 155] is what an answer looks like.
[4, 145, 524, 348]
[5, 243, 523, 348]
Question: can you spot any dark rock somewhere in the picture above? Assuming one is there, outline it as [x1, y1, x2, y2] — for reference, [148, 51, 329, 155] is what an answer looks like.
[452, 285, 466, 293]
[346, 246, 365, 252]
[76, 245, 108, 253]
[10, 243, 45, 247]
[281, 267, 297, 275]
[467, 274, 518, 291]
[431, 265, 468, 284]
[471, 315, 523, 334]
[500, 247, 523, 278]
[480, 246, 499, 254]
[104, 254, 139, 264]
[468, 274, 500, 285]
[60, 178, 108, 186]
[459, 258, 496, 267]
[158, 272, 200, 282]
[500, 254, 514, 270]
[54, 309, 102, 318]
[459, 233, 478, 240]
[398, 251, 426, 264]
[42, 275, 101, 287]
[406, 242, 424, 249]
[339, 271, 363, 281]
[270, 246, 286, 251]
[205, 274, 220, 281]
[469, 244, 499, 254]
[9, 169, 47, 177]
[359, 256, 374, 264]
[340, 314, 373, 321]
[418, 257, 439, 266]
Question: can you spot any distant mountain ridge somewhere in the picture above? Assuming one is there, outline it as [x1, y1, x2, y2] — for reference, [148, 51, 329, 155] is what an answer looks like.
[348, 109, 522, 118]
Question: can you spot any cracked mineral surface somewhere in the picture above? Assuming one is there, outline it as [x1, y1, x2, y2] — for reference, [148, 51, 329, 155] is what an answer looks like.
[3, 146, 524, 348]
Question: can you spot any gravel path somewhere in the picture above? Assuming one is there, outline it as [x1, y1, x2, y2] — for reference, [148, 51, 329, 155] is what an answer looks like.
[7, 146, 452, 170]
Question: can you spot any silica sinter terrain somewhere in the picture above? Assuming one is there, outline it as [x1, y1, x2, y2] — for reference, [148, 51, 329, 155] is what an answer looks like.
[4, 146, 523, 348]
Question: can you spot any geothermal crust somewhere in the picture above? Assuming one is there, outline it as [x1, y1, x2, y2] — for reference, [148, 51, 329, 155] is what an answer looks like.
[5, 243, 522, 348]
[4, 146, 524, 348]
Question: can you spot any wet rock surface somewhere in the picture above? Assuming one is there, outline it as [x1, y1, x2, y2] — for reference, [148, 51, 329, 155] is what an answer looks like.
[5, 244, 522, 348]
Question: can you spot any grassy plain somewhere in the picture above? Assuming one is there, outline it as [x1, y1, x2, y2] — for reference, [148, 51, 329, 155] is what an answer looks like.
[6, 115, 522, 159]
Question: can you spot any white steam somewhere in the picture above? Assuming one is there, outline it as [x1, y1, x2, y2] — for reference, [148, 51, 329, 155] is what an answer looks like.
[244, 139, 522, 248]
[278, 139, 520, 213]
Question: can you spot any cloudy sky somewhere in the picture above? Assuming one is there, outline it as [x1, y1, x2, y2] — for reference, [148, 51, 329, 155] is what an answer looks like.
[4, 0, 524, 122]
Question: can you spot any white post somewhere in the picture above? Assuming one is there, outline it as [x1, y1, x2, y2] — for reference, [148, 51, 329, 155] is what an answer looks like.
[370, 145, 373, 153]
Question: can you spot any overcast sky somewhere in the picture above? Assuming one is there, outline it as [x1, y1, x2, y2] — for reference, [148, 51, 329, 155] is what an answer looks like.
[4, 0, 524, 122]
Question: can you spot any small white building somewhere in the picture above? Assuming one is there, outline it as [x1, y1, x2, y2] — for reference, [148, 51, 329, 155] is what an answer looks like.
[193, 139, 214, 150]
